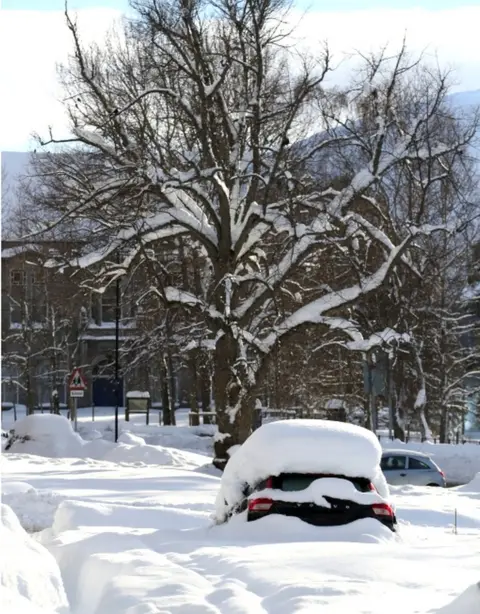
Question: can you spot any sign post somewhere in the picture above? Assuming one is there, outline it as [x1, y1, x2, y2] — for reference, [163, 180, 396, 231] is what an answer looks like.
[69, 368, 87, 432]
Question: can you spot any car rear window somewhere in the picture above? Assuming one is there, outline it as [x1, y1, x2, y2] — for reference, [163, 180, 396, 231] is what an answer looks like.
[276, 473, 371, 492]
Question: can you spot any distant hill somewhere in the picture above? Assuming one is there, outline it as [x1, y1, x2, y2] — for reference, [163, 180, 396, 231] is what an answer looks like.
[449, 89, 480, 108]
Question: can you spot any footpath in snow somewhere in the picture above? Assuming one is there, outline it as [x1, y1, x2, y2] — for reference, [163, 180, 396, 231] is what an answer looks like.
[1, 411, 480, 614]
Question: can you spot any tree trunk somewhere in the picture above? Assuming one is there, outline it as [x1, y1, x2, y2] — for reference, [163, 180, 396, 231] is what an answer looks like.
[159, 359, 171, 425]
[199, 367, 211, 412]
[166, 351, 176, 426]
[188, 354, 199, 427]
[51, 390, 60, 415]
[212, 333, 256, 470]
[26, 363, 35, 416]
[199, 353, 211, 424]
[439, 405, 448, 443]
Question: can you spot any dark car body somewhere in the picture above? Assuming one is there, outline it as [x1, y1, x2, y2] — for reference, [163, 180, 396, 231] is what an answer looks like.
[237, 473, 397, 531]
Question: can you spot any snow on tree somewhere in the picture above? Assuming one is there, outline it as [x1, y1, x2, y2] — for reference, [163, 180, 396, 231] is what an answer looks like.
[26, 0, 479, 467]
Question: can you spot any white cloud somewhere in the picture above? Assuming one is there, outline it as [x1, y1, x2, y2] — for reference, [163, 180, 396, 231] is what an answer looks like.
[1, 5, 479, 151]
[288, 7, 480, 90]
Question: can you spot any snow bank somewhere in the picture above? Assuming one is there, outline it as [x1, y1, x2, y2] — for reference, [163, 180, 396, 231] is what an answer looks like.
[2, 483, 64, 533]
[0, 504, 68, 613]
[435, 582, 480, 614]
[107, 422, 215, 456]
[51, 498, 210, 534]
[382, 440, 480, 484]
[213, 513, 397, 544]
[454, 472, 480, 494]
[3, 414, 210, 469]
[101, 436, 208, 468]
[5, 414, 84, 457]
[216, 419, 387, 522]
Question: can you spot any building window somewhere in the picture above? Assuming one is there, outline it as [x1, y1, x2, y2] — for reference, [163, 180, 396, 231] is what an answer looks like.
[101, 285, 117, 323]
[10, 270, 26, 286]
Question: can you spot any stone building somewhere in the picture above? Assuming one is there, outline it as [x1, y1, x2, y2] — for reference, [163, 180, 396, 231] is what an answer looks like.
[1, 239, 137, 407]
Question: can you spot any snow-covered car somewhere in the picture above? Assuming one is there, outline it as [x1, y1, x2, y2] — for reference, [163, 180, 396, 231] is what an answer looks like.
[215, 419, 397, 531]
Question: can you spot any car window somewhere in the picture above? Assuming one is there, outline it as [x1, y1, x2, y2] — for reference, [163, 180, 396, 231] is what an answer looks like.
[381, 455, 407, 470]
[277, 474, 371, 492]
[280, 474, 317, 491]
[408, 457, 431, 470]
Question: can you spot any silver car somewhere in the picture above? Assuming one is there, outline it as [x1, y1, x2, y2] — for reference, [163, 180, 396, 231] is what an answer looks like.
[381, 450, 446, 487]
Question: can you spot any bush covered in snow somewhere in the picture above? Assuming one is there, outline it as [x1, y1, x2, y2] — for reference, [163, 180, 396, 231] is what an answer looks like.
[215, 419, 389, 523]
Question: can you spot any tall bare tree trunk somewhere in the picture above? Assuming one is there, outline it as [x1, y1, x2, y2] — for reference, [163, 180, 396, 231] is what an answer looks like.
[159, 358, 171, 426]
[188, 353, 200, 426]
[213, 333, 255, 469]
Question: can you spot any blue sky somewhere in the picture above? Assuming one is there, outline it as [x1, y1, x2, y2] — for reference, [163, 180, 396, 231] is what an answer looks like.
[3, 0, 480, 9]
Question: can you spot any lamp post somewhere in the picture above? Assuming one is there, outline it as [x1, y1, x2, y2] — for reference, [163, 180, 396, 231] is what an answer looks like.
[114, 260, 121, 443]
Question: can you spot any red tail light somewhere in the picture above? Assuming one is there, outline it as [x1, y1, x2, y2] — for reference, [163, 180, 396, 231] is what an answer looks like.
[372, 503, 394, 517]
[439, 470, 445, 478]
[248, 498, 273, 512]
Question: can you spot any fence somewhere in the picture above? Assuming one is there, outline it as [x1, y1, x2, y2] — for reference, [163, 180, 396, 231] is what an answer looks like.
[376, 433, 480, 445]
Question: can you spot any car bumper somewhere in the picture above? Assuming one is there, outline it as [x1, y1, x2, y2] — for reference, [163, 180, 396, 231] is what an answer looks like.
[247, 500, 396, 532]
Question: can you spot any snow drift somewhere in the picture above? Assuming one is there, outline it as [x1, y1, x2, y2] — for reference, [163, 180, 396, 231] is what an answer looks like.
[3, 414, 210, 469]
[0, 504, 68, 614]
[216, 419, 389, 522]
[2, 483, 65, 533]
[4, 414, 84, 457]
[435, 581, 480, 614]
[454, 472, 480, 495]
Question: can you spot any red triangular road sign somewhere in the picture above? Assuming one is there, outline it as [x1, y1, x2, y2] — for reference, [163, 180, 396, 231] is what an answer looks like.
[69, 368, 87, 390]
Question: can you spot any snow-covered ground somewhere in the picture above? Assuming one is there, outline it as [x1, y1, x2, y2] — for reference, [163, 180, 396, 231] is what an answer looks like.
[2, 410, 480, 613]
[3, 404, 480, 484]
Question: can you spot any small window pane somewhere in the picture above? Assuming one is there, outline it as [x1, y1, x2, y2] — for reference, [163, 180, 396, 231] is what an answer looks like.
[381, 455, 407, 470]
[101, 286, 118, 323]
[408, 457, 430, 470]
[31, 270, 44, 285]
[10, 270, 26, 286]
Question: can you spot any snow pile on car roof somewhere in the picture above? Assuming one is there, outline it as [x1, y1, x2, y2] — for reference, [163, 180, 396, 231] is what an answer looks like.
[216, 419, 386, 522]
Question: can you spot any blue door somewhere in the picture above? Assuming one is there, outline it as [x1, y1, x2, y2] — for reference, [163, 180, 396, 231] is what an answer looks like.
[92, 378, 124, 407]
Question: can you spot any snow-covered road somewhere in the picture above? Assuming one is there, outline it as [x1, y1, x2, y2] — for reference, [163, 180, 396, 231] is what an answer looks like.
[2, 448, 480, 614]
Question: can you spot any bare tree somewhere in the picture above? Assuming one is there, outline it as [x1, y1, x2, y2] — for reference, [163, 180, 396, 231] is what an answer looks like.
[26, 0, 478, 467]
